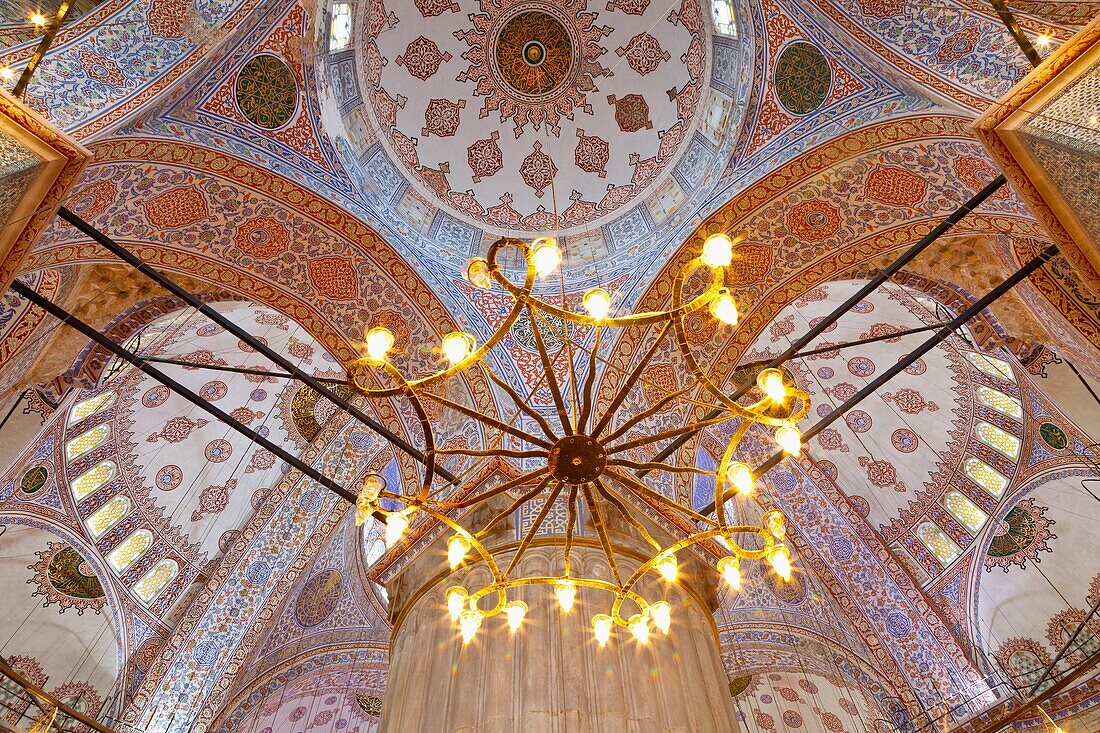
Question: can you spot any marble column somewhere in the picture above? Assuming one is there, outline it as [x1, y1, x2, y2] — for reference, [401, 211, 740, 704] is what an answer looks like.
[379, 536, 740, 733]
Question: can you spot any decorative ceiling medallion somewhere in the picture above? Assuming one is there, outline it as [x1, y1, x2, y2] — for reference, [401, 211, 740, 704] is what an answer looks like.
[235, 54, 298, 130]
[774, 41, 832, 116]
[294, 569, 344, 627]
[28, 541, 107, 614]
[19, 465, 49, 496]
[985, 499, 1056, 571]
[1038, 421, 1069, 451]
[495, 12, 573, 95]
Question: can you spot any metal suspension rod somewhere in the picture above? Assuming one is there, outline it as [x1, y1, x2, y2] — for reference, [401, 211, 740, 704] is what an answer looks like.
[55, 206, 458, 486]
[644, 175, 1008, 470]
[9, 279, 367, 509]
[134, 354, 349, 386]
[736, 321, 953, 372]
[11, 0, 72, 97]
[989, 0, 1044, 68]
[700, 244, 1059, 516]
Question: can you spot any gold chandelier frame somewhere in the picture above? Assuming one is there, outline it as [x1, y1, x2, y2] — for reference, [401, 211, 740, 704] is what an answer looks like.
[346, 235, 810, 645]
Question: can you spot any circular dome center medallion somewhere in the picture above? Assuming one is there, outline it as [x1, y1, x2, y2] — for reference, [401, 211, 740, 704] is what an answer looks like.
[495, 12, 572, 95]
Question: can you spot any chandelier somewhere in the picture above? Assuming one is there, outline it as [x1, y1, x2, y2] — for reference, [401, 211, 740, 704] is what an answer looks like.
[347, 234, 810, 646]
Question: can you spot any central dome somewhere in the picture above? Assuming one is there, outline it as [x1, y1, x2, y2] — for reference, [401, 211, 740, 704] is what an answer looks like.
[496, 11, 572, 94]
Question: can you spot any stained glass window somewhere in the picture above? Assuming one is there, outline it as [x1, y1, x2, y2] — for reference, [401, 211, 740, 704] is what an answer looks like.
[966, 352, 1015, 382]
[68, 392, 115, 426]
[87, 496, 131, 538]
[917, 522, 961, 565]
[964, 458, 1009, 498]
[107, 530, 152, 573]
[134, 559, 179, 604]
[977, 386, 1023, 421]
[329, 3, 351, 51]
[71, 461, 117, 501]
[66, 424, 110, 462]
[975, 421, 1021, 460]
[943, 491, 988, 534]
[712, 0, 736, 35]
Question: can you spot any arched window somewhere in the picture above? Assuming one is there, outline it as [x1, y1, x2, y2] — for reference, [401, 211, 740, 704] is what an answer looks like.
[87, 496, 131, 538]
[71, 461, 117, 501]
[712, 0, 737, 35]
[329, 2, 351, 51]
[976, 386, 1023, 422]
[965, 352, 1015, 382]
[68, 392, 115, 426]
[133, 559, 179, 604]
[1006, 650, 1047, 692]
[917, 523, 961, 565]
[964, 458, 1009, 498]
[107, 530, 153, 573]
[943, 491, 987, 534]
[65, 424, 110, 461]
[975, 421, 1020, 460]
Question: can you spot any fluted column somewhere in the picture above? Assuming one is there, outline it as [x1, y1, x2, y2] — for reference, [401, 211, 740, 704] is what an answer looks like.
[379, 540, 739, 733]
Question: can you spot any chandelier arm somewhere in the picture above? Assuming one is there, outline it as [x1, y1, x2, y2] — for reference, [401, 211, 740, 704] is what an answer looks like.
[607, 459, 713, 476]
[466, 576, 648, 625]
[593, 478, 661, 551]
[486, 367, 558, 440]
[712, 419, 750, 528]
[601, 380, 701, 445]
[590, 319, 673, 438]
[581, 482, 622, 586]
[504, 481, 565, 578]
[527, 304, 574, 436]
[604, 414, 730, 455]
[436, 466, 550, 510]
[422, 391, 554, 449]
[603, 468, 717, 528]
[373, 359, 437, 499]
[577, 325, 602, 432]
[563, 484, 579, 577]
[432, 448, 546, 459]
[473, 477, 554, 540]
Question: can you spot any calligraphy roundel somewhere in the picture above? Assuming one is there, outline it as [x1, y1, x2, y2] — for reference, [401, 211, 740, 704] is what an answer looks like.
[235, 54, 298, 130]
[294, 569, 344, 627]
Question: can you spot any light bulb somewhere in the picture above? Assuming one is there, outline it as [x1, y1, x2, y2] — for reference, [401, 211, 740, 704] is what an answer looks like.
[649, 601, 671, 634]
[765, 510, 786, 540]
[364, 326, 394, 362]
[30, 12, 46, 25]
[726, 461, 754, 495]
[718, 556, 741, 590]
[592, 614, 613, 647]
[657, 555, 678, 582]
[504, 600, 527, 633]
[361, 473, 385, 502]
[531, 237, 561, 277]
[459, 609, 482, 644]
[555, 579, 576, 613]
[701, 233, 733, 267]
[769, 545, 792, 582]
[709, 289, 738, 326]
[775, 425, 801, 456]
[384, 512, 408, 547]
[463, 257, 493, 289]
[758, 368, 787, 403]
[583, 288, 612, 320]
[447, 534, 470, 570]
[1036, 33, 1051, 46]
[446, 586, 467, 622]
[0, 67, 13, 81]
[629, 614, 650, 644]
[442, 331, 475, 365]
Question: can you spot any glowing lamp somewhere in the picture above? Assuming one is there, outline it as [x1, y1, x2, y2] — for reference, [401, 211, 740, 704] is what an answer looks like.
[649, 601, 672, 634]
[1036, 33, 1051, 46]
[447, 534, 471, 570]
[757, 368, 787, 403]
[384, 512, 409, 548]
[0, 67, 13, 81]
[657, 555, 678, 582]
[504, 600, 528, 633]
[717, 556, 741, 590]
[592, 614, 613, 647]
[30, 12, 46, 25]
[582, 288, 612, 320]
[701, 233, 733, 267]
[629, 614, 650, 644]
[446, 586, 467, 622]
[555, 579, 576, 613]
[769, 545, 792, 582]
[463, 257, 493, 289]
[459, 609, 482, 644]
[364, 326, 394, 362]
[361, 473, 385, 502]
[775, 425, 801, 456]
[764, 510, 786, 540]
[726, 461, 754, 495]
[709, 289, 738, 326]
[531, 237, 561, 277]
[442, 331, 476, 365]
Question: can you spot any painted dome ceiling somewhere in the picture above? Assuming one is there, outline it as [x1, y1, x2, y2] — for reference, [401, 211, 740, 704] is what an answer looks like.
[327, 0, 747, 272]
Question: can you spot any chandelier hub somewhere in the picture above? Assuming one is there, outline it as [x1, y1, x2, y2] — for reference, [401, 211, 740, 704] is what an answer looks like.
[548, 434, 606, 484]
